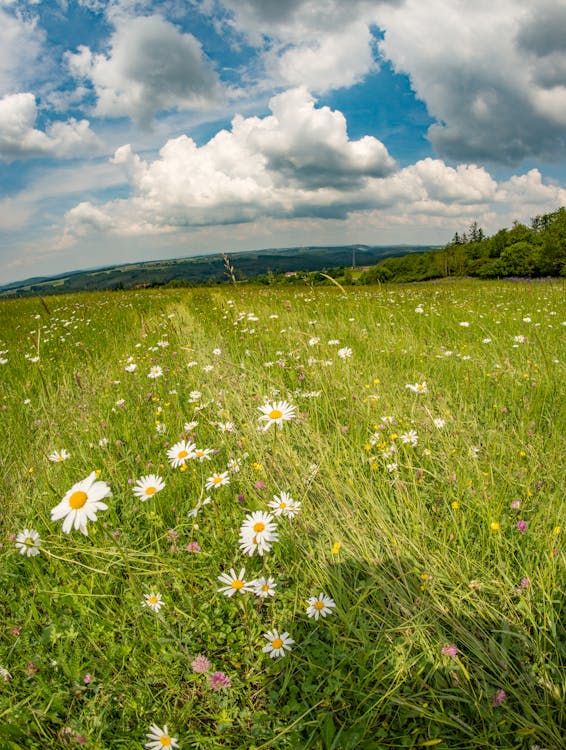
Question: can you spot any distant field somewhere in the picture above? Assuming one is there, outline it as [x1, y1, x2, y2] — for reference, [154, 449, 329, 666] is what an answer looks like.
[0, 280, 564, 749]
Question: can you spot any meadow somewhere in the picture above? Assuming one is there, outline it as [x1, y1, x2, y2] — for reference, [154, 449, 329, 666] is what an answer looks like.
[0, 279, 564, 749]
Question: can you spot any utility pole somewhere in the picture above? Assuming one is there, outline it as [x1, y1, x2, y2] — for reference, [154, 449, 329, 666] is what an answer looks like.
[352, 246, 356, 269]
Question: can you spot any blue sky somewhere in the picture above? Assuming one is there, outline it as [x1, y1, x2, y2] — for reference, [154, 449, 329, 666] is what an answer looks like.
[1, 0, 565, 284]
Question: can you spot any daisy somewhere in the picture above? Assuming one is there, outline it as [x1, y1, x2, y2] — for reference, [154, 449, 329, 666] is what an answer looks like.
[258, 400, 296, 431]
[184, 420, 198, 431]
[15, 528, 42, 557]
[262, 629, 294, 658]
[145, 724, 178, 749]
[133, 474, 166, 501]
[306, 593, 336, 621]
[124, 363, 137, 372]
[48, 449, 71, 463]
[205, 471, 230, 490]
[337, 347, 352, 359]
[268, 491, 301, 518]
[217, 421, 235, 433]
[252, 576, 277, 598]
[188, 496, 211, 518]
[217, 567, 254, 597]
[239, 511, 278, 557]
[433, 418, 446, 428]
[400, 430, 418, 446]
[406, 382, 428, 393]
[167, 439, 195, 468]
[51, 472, 111, 536]
[193, 447, 213, 462]
[142, 593, 164, 613]
[147, 365, 163, 379]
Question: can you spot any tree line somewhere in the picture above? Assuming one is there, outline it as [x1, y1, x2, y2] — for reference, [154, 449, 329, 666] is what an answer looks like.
[359, 207, 566, 284]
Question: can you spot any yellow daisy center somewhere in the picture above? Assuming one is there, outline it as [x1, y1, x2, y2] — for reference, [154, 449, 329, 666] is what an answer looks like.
[57, 456, 64, 462]
[253, 522, 265, 532]
[145, 486, 156, 495]
[231, 579, 244, 589]
[272, 638, 283, 649]
[178, 450, 188, 459]
[160, 737, 172, 747]
[262, 584, 269, 592]
[148, 596, 158, 605]
[269, 409, 283, 419]
[69, 491, 88, 509]
[196, 450, 204, 456]
[314, 601, 325, 610]
[213, 476, 223, 484]
[279, 502, 287, 508]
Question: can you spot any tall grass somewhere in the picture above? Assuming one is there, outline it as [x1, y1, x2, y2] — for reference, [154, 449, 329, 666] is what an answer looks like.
[0, 280, 564, 749]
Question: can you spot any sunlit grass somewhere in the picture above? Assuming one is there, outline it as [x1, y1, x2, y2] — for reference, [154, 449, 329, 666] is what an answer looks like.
[0, 280, 564, 749]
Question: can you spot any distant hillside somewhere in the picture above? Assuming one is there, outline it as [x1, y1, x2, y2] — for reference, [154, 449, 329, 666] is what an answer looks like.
[0, 245, 437, 297]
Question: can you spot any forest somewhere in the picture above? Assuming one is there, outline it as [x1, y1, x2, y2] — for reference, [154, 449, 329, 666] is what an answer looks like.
[359, 207, 566, 284]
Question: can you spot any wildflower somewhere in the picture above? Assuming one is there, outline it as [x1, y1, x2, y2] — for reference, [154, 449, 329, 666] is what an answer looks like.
[209, 672, 231, 689]
[239, 511, 278, 556]
[258, 400, 296, 431]
[516, 520, 528, 533]
[268, 491, 301, 518]
[459, 321, 470, 327]
[262, 629, 294, 658]
[205, 471, 230, 490]
[145, 724, 179, 749]
[338, 347, 352, 359]
[133, 474, 166, 501]
[406, 382, 428, 393]
[331, 541, 342, 555]
[51, 472, 111, 536]
[306, 593, 336, 621]
[217, 567, 253, 597]
[188, 496, 211, 518]
[0, 666, 12, 682]
[83, 673, 92, 685]
[400, 430, 418, 446]
[193, 447, 213, 462]
[433, 418, 446, 429]
[48, 449, 71, 462]
[124, 363, 137, 372]
[492, 689, 507, 707]
[519, 577, 530, 589]
[184, 420, 198, 431]
[186, 541, 201, 553]
[490, 521, 500, 532]
[452, 501, 460, 510]
[441, 644, 459, 658]
[513, 335, 525, 343]
[167, 439, 195, 468]
[511, 500, 521, 510]
[142, 593, 164, 613]
[15, 528, 42, 557]
[147, 366, 163, 379]
[191, 655, 211, 673]
[252, 576, 277, 598]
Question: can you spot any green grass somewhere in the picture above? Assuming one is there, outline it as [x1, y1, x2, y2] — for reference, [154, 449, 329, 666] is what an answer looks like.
[0, 280, 564, 749]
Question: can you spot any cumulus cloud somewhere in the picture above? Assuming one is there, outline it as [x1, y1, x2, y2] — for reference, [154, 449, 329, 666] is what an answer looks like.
[0, 92, 102, 162]
[60, 87, 557, 243]
[66, 13, 224, 124]
[217, 0, 566, 164]
[374, 0, 566, 164]
[0, 4, 45, 93]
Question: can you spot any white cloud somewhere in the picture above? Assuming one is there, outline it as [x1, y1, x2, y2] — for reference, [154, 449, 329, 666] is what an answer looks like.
[374, 0, 566, 164]
[0, 92, 102, 162]
[60, 88, 564, 244]
[0, 4, 45, 93]
[66, 13, 224, 124]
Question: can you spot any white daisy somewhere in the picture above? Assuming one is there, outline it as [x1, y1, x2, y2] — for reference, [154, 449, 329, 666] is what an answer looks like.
[50, 472, 111, 536]
[239, 511, 278, 557]
[217, 567, 254, 597]
[258, 400, 296, 431]
[433, 418, 446, 429]
[147, 365, 163, 379]
[306, 593, 336, 621]
[188, 496, 211, 518]
[124, 363, 137, 372]
[252, 576, 277, 598]
[193, 447, 214, 462]
[167, 440, 195, 468]
[268, 491, 301, 518]
[337, 347, 352, 359]
[406, 382, 428, 393]
[400, 430, 418, 446]
[145, 724, 179, 749]
[262, 629, 294, 658]
[15, 528, 42, 557]
[205, 471, 230, 490]
[142, 593, 164, 613]
[184, 420, 198, 431]
[48, 449, 71, 463]
[133, 474, 166, 501]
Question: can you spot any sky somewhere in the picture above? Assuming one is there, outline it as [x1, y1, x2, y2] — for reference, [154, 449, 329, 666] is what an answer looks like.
[1, 0, 566, 285]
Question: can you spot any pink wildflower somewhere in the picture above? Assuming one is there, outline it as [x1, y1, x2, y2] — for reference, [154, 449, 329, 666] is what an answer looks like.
[208, 672, 231, 690]
[441, 644, 459, 658]
[186, 541, 201, 553]
[191, 656, 211, 673]
[516, 520, 528, 533]
[492, 689, 507, 707]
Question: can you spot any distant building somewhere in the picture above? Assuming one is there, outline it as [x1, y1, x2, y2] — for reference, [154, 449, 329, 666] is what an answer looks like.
[284, 271, 298, 277]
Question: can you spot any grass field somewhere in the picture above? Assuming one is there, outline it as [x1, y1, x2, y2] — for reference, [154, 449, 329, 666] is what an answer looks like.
[0, 279, 564, 749]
